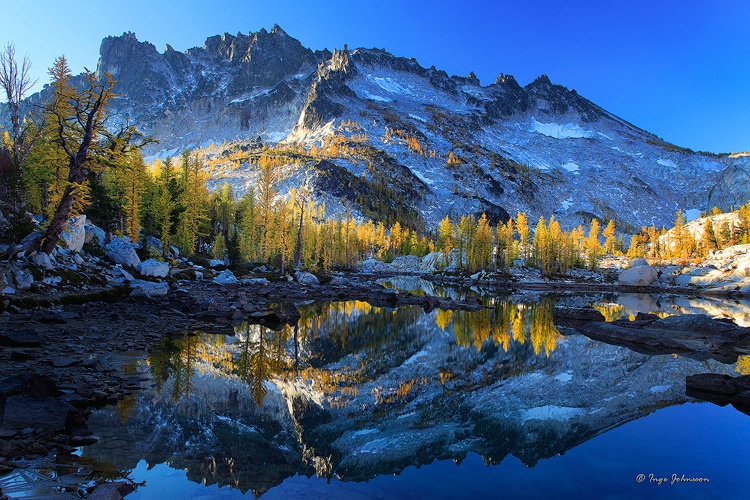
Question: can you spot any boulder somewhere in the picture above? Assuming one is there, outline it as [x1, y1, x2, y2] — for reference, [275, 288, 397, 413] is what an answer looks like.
[242, 277, 270, 285]
[0, 374, 60, 399]
[360, 258, 394, 274]
[213, 269, 239, 285]
[329, 276, 349, 286]
[629, 257, 649, 268]
[88, 482, 135, 500]
[12, 267, 33, 290]
[0, 396, 79, 433]
[0, 329, 42, 347]
[129, 281, 170, 298]
[735, 254, 750, 277]
[105, 237, 141, 268]
[1, 287, 15, 295]
[209, 259, 224, 268]
[42, 276, 62, 286]
[111, 266, 135, 282]
[60, 215, 87, 253]
[84, 222, 107, 246]
[391, 255, 422, 272]
[136, 259, 170, 278]
[295, 271, 320, 285]
[618, 265, 658, 286]
[145, 236, 163, 252]
[31, 251, 55, 270]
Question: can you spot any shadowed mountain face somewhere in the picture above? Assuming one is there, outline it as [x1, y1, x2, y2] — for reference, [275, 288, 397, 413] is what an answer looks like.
[6, 26, 748, 230]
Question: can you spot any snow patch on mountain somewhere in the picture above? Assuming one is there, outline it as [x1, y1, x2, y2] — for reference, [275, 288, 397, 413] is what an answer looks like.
[657, 158, 678, 168]
[531, 119, 594, 139]
[561, 162, 580, 173]
[368, 75, 409, 95]
[363, 92, 391, 102]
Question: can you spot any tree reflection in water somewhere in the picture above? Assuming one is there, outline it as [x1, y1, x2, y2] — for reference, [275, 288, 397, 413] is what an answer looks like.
[234, 323, 289, 406]
[146, 298, 565, 405]
[81, 293, 745, 497]
[451, 297, 562, 356]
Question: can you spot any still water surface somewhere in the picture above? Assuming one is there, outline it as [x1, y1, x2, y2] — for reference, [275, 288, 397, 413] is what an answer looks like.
[81, 285, 750, 499]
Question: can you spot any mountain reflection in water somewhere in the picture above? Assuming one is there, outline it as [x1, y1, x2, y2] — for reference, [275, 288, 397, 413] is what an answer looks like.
[82, 293, 747, 498]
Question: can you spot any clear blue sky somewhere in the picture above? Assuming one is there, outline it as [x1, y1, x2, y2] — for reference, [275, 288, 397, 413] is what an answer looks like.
[5, 0, 749, 153]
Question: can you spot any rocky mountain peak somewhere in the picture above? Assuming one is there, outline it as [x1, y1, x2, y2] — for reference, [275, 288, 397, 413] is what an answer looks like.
[465, 71, 480, 85]
[529, 74, 552, 87]
[271, 24, 288, 36]
[96, 32, 160, 83]
[494, 73, 519, 87]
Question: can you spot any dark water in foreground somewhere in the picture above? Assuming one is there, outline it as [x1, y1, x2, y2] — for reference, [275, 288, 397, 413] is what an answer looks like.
[78, 286, 750, 499]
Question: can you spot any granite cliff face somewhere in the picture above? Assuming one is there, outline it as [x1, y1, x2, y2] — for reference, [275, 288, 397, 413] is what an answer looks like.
[93, 26, 322, 149]
[6, 27, 748, 230]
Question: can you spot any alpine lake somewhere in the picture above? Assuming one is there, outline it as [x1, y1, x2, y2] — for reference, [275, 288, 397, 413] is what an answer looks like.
[17, 278, 750, 499]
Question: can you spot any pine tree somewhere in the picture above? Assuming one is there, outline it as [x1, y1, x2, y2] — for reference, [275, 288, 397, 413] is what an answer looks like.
[701, 217, 718, 256]
[603, 220, 616, 255]
[516, 212, 530, 261]
[40, 56, 148, 253]
[437, 215, 454, 267]
[257, 154, 277, 261]
[584, 219, 602, 270]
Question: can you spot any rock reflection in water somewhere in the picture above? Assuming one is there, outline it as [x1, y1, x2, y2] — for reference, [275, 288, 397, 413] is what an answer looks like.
[82, 296, 736, 496]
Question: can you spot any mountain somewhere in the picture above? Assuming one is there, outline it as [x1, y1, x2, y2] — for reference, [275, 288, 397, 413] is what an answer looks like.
[11, 27, 750, 231]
